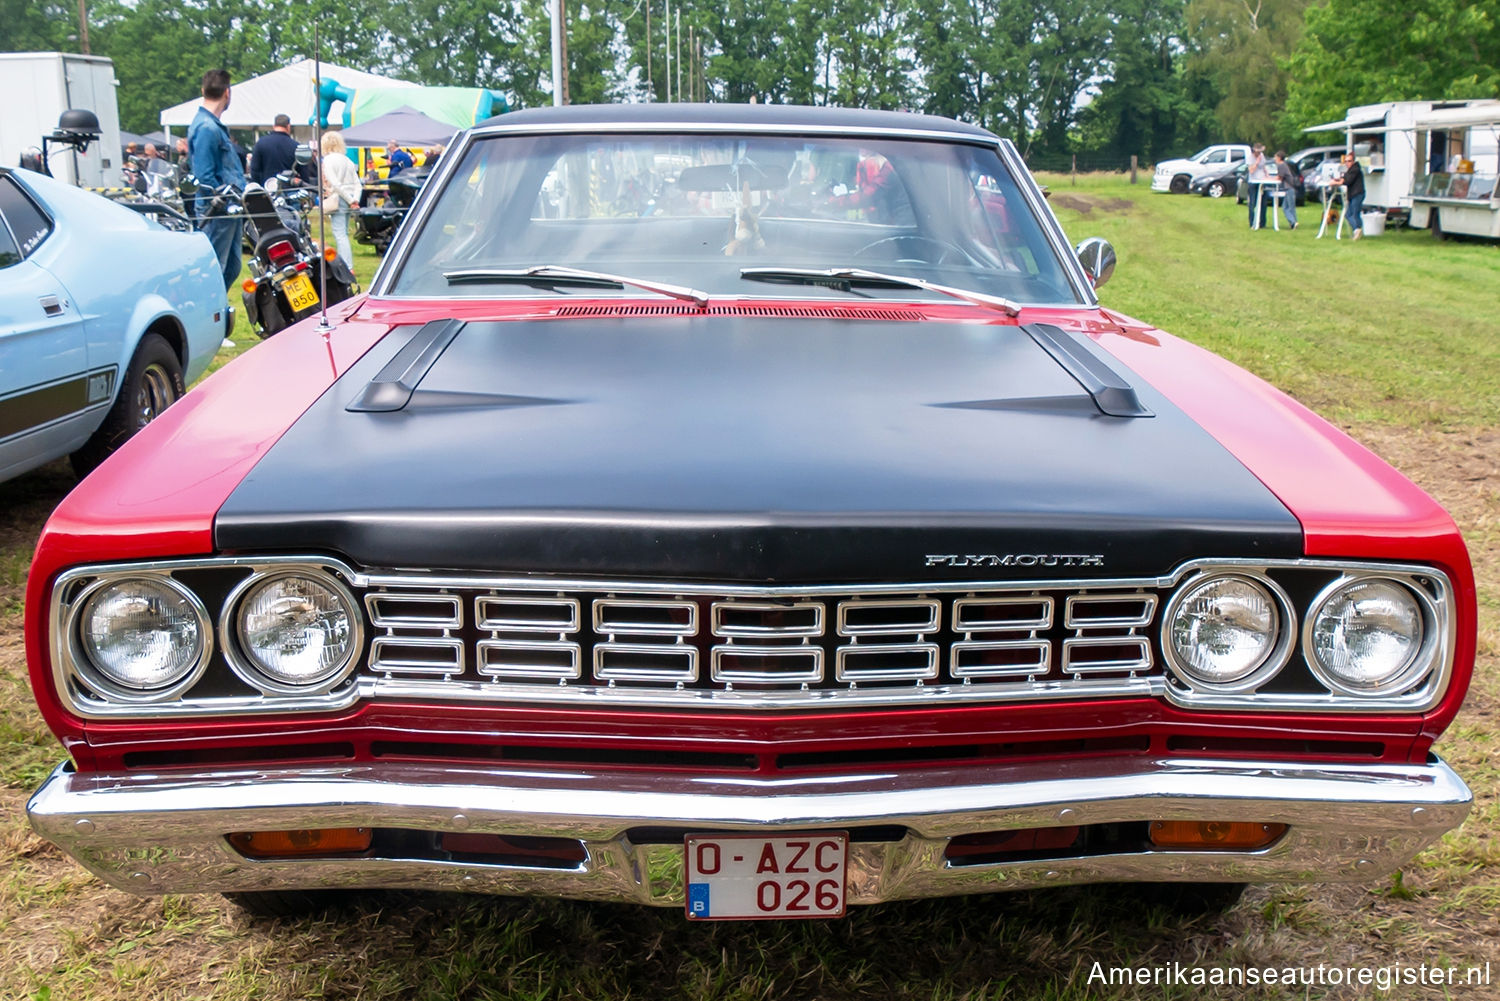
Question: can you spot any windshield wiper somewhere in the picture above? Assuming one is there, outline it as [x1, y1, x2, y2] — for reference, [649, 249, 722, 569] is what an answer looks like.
[739, 267, 1020, 317]
[445, 265, 709, 307]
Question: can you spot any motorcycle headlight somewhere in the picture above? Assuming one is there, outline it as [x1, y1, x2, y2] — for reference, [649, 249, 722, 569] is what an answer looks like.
[76, 578, 209, 700]
[1164, 574, 1289, 690]
[229, 571, 360, 693]
[1306, 577, 1427, 695]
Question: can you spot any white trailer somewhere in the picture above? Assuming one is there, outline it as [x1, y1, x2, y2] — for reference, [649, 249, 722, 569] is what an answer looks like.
[0, 52, 123, 187]
[1302, 99, 1498, 218]
[1408, 103, 1500, 239]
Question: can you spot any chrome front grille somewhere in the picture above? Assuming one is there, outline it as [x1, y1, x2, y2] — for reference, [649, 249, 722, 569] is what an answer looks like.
[363, 584, 1164, 708]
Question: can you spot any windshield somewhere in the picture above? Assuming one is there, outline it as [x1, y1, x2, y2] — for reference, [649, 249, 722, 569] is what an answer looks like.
[387, 132, 1082, 305]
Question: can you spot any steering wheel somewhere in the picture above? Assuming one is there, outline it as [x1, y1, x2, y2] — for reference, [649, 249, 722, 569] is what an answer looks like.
[854, 235, 971, 265]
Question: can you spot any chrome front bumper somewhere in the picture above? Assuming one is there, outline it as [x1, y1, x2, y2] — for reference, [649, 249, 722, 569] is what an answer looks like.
[28, 756, 1471, 906]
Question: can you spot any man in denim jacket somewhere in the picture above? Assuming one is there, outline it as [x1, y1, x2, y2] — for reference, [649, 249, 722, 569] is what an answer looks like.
[188, 69, 246, 291]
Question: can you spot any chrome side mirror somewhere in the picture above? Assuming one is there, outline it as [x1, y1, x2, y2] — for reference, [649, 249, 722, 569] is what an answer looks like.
[1075, 237, 1116, 290]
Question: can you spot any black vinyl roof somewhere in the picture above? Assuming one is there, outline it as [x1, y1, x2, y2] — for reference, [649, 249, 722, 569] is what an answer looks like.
[474, 102, 998, 141]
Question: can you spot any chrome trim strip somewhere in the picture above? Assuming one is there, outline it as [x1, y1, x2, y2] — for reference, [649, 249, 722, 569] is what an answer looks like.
[592, 598, 698, 637]
[993, 137, 1098, 305]
[369, 636, 466, 677]
[366, 592, 463, 629]
[44, 557, 1459, 718]
[593, 642, 699, 683]
[710, 645, 825, 685]
[476, 639, 582, 680]
[836, 598, 941, 636]
[953, 595, 1053, 632]
[27, 756, 1472, 904]
[1064, 593, 1157, 628]
[1061, 636, 1153, 675]
[950, 639, 1050, 678]
[476, 595, 581, 633]
[710, 600, 824, 638]
[836, 643, 940, 682]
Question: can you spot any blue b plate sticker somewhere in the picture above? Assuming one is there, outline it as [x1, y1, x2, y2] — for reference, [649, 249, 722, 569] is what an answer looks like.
[688, 882, 711, 917]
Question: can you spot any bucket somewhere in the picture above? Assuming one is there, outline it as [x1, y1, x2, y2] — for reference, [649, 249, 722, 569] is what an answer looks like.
[1361, 211, 1386, 236]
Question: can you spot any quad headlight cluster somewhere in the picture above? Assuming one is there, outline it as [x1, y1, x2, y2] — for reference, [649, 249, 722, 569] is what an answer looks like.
[65, 567, 362, 703]
[1163, 568, 1441, 701]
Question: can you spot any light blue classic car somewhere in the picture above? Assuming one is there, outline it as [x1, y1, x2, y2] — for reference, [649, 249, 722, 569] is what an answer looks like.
[0, 167, 223, 483]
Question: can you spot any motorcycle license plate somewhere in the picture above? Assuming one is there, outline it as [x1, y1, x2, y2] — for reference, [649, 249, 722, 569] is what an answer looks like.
[284, 273, 319, 312]
[684, 833, 847, 920]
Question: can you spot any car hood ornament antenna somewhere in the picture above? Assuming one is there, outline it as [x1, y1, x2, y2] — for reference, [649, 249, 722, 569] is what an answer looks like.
[314, 27, 332, 334]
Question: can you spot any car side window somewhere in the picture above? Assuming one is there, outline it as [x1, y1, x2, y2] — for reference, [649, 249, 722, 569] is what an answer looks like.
[0, 211, 20, 269]
[1231, 150, 1246, 162]
[0, 175, 54, 263]
[1204, 150, 1227, 164]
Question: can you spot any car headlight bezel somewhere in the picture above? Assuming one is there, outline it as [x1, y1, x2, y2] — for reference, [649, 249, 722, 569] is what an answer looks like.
[1161, 570, 1296, 694]
[1302, 574, 1438, 698]
[221, 568, 363, 696]
[68, 575, 213, 703]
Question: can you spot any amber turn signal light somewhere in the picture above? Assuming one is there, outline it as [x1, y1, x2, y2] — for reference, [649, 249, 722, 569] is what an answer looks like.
[241, 278, 257, 294]
[1149, 820, 1286, 851]
[227, 827, 373, 859]
[323, 246, 339, 262]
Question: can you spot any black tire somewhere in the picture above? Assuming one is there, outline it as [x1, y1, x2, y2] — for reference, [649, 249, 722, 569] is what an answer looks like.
[223, 889, 358, 919]
[70, 332, 184, 477]
[1207, 181, 1226, 198]
[1168, 174, 1189, 194]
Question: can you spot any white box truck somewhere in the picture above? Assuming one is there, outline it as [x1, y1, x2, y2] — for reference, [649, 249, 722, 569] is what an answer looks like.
[0, 52, 123, 186]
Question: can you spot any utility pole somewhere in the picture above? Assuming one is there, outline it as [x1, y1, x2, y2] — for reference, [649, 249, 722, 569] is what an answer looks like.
[550, 0, 566, 106]
[645, 0, 652, 100]
[675, 10, 682, 104]
[664, 0, 672, 101]
[76, 0, 90, 53]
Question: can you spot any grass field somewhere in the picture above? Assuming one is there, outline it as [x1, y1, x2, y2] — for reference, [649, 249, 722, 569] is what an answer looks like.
[0, 177, 1496, 1000]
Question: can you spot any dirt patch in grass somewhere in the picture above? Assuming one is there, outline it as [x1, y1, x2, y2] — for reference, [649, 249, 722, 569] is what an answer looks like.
[1047, 193, 1135, 215]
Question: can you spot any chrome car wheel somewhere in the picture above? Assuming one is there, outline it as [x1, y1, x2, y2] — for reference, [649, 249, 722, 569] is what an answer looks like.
[135, 362, 176, 430]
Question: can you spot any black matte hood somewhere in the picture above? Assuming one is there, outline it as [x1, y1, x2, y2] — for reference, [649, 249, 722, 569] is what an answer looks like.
[214, 316, 1302, 581]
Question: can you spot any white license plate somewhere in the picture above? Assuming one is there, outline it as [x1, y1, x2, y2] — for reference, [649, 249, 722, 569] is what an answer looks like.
[684, 833, 847, 920]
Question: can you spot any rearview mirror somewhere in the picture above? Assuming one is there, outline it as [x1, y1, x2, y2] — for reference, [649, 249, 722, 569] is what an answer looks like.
[1075, 237, 1116, 290]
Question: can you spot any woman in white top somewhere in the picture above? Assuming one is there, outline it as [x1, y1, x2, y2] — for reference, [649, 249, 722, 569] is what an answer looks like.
[320, 130, 362, 272]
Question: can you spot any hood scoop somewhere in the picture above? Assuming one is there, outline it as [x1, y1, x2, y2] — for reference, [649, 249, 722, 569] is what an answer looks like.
[1019, 324, 1152, 418]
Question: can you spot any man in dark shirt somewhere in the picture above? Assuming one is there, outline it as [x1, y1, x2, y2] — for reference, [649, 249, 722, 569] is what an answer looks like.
[1332, 152, 1366, 239]
[248, 113, 308, 185]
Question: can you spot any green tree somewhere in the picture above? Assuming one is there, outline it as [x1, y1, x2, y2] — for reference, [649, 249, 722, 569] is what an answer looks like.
[1077, 0, 1221, 162]
[1, 0, 77, 52]
[1185, 0, 1314, 146]
[1284, 0, 1500, 131]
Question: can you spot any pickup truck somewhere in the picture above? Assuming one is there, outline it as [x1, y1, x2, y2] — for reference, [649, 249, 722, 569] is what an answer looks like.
[1152, 144, 1252, 194]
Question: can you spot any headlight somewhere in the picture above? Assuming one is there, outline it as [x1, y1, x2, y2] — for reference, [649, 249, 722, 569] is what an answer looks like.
[229, 571, 360, 693]
[1164, 574, 1289, 690]
[76, 578, 209, 700]
[1306, 577, 1427, 695]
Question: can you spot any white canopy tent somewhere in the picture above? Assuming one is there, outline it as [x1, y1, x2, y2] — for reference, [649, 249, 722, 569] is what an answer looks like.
[158, 58, 417, 131]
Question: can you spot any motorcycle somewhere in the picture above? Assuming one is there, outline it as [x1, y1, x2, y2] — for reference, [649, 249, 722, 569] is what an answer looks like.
[355, 166, 431, 254]
[231, 180, 358, 337]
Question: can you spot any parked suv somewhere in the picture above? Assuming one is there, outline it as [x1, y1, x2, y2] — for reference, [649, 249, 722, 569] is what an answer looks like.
[1152, 144, 1252, 194]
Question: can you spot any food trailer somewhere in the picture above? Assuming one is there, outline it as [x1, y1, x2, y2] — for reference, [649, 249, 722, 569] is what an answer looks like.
[1302, 99, 1499, 220]
[1407, 103, 1500, 239]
